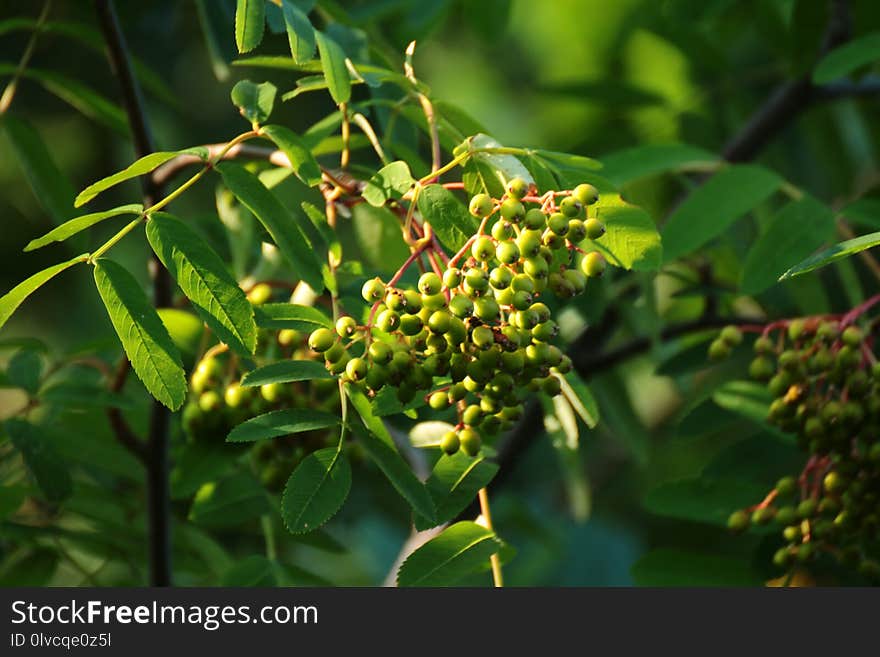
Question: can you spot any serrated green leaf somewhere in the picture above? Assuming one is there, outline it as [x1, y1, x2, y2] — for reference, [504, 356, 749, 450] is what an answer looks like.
[281, 0, 315, 63]
[190, 473, 270, 528]
[253, 302, 332, 330]
[228, 409, 339, 442]
[5, 418, 72, 503]
[362, 161, 415, 206]
[232, 56, 323, 73]
[282, 447, 351, 534]
[146, 212, 256, 356]
[261, 124, 322, 186]
[418, 183, 478, 251]
[217, 162, 324, 291]
[230, 79, 276, 125]
[661, 165, 781, 263]
[2, 115, 75, 225]
[397, 521, 500, 587]
[631, 549, 761, 586]
[599, 143, 718, 187]
[240, 360, 332, 387]
[470, 134, 535, 188]
[741, 196, 835, 294]
[415, 453, 499, 530]
[0, 254, 87, 331]
[644, 476, 769, 526]
[76, 149, 206, 207]
[813, 32, 880, 84]
[235, 0, 265, 53]
[93, 259, 187, 410]
[593, 197, 662, 271]
[314, 30, 351, 104]
[780, 230, 880, 280]
[348, 387, 436, 522]
[25, 204, 143, 252]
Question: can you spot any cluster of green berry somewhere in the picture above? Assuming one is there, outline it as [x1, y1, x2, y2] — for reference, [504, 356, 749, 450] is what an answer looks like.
[720, 318, 880, 581]
[182, 285, 338, 491]
[308, 179, 607, 456]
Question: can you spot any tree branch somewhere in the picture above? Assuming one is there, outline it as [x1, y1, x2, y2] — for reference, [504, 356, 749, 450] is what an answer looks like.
[95, 0, 173, 587]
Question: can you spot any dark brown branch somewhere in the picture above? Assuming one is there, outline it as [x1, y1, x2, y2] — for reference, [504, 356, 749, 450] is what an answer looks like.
[106, 358, 146, 462]
[95, 0, 173, 587]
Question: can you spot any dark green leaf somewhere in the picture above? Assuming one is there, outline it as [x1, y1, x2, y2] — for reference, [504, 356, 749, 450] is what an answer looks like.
[352, 204, 411, 272]
[281, 0, 315, 63]
[235, 0, 265, 53]
[813, 32, 880, 84]
[93, 259, 187, 410]
[230, 79, 276, 125]
[25, 204, 143, 252]
[348, 387, 436, 521]
[415, 452, 498, 530]
[841, 198, 880, 231]
[217, 162, 324, 291]
[741, 196, 835, 294]
[418, 183, 478, 251]
[644, 476, 769, 526]
[362, 161, 415, 206]
[190, 473, 270, 528]
[76, 149, 206, 208]
[661, 165, 781, 262]
[228, 409, 340, 442]
[240, 360, 332, 387]
[599, 143, 718, 187]
[282, 447, 351, 534]
[221, 555, 277, 586]
[397, 521, 500, 586]
[314, 30, 351, 104]
[0, 485, 26, 519]
[0, 548, 58, 586]
[0, 254, 87, 331]
[39, 382, 134, 410]
[261, 124, 322, 186]
[780, 230, 880, 279]
[2, 116, 75, 224]
[631, 549, 761, 586]
[146, 212, 257, 356]
[6, 349, 42, 394]
[253, 302, 332, 331]
[5, 418, 72, 503]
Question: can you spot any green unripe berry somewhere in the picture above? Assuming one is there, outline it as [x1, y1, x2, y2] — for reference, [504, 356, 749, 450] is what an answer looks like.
[474, 297, 500, 322]
[309, 328, 336, 353]
[797, 499, 818, 518]
[573, 183, 599, 206]
[260, 382, 284, 403]
[362, 278, 386, 302]
[247, 283, 272, 305]
[584, 218, 605, 240]
[489, 266, 514, 290]
[558, 196, 581, 217]
[491, 220, 514, 241]
[754, 336, 775, 354]
[511, 290, 533, 311]
[368, 341, 393, 364]
[199, 390, 223, 413]
[562, 269, 587, 295]
[842, 325, 863, 347]
[775, 506, 797, 526]
[500, 198, 525, 222]
[523, 208, 546, 230]
[421, 292, 447, 310]
[823, 471, 846, 493]
[566, 219, 587, 242]
[768, 372, 793, 398]
[532, 321, 558, 343]
[772, 547, 792, 569]
[469, 193, 493, 218]
[782, 525, 801, 542]
[442, 267, 462, 289]
[787, 319, 806, 341]
[385, 290, 407, 312]
[440, 431, 460, 455]
[580, 252, 606, 277]
[402, 290, 422, 314]
[708, 339, 731, 361]
[511, 274, 536, 293]
[462, 404, 483, 425]
[418, 272, 442, 296]
[429, 391, 449, 410]
[751, 507, 775, 525]
[459, 428, 481, 456]
[346, 357, 368, 382]
[547, 212, 569, 236]
[496, 240, 520, 264]
[398, 313, 423, 337]
[775, 476, 797, 496]
[506, 177, 529, 200]
[449, 293, 474, 318]
[472, 326, 495, 350]
[464, 268, 489, 292]
[335, 316, 357, 338]
[727, 510, 750, 532]
[278, 328, 300, 347]
[428, 310, 452, 334]
[542, 376, 562, 396]
[224, 382, 247, 408]
[524, 256, 549, 280]
[377, 309, 400, 333]
[720, 326, 743, 346]
[517, 231, 542, 258]
[472, 236, 495, 262]
[749, 356, 775, 381]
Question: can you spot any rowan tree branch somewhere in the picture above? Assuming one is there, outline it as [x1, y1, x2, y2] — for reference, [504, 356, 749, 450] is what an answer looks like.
[95, 0, 173, 587]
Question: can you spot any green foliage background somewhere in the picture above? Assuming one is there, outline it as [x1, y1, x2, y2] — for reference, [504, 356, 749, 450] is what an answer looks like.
[2, 0, 880, 586]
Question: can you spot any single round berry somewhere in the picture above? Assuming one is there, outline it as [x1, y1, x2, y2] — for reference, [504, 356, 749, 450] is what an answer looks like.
[277, 329, 300, 347]
[224, 382, 247, 408]
[584, 218, 605, 240]
[362, 278, 386, 303]
[440, 431, 460, 455]
[491, 220, 514, 241]
[727, 510, 750, 532]
[418, 272, 442, 296]
[469, 193, 494, 217]
[428, 310, 452, 334]
[459, 428, 481, 456]
[400, 314, 423, 336]
[517, 231, 542, 258]
[566, 219, 587, 242]
[472, 326, 495, 350]
[842, 325, 863, 347]
[368, 341, 393, 364]
[260, 382, 284, 403]
[573, 183, 599, 206]
[524, 208, 546, 230]
[496, 240, 520, 264]
[428, 391, 449, 410]
[472, 236, 495, 262]
[720, 326, 743, 346]
[558, 196, 581, 217]
[449, 293, 474, 318]
[346, 357, 368, 382]
[506, 177, 529, 200]
[199, 390, 223, 413]
[442, 268, 462, 289]
[309, 328, 336, 352]
[247, 283, 273, 305]
[336, 316, 357, 338]
[547, 212, 569, 236]
[500, 198, 525, 222]
[377, 309, 400, 333]
[580, 252, 606, 277]
[489, 266, 514, 289]
[708, 339, 730, 361]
